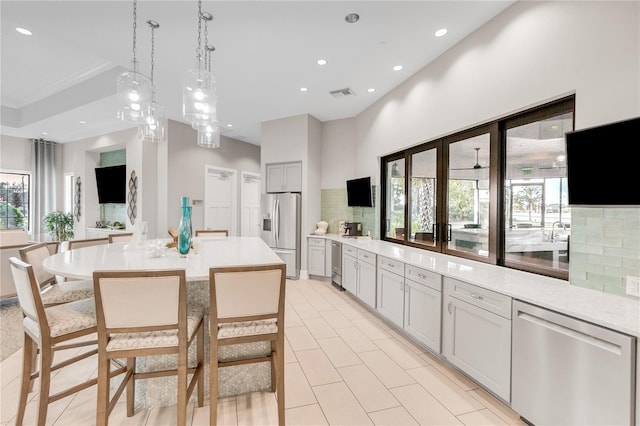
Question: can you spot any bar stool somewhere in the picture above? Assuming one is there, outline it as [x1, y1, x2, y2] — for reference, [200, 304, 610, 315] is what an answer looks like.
[8, 257, 100, 426]
[195, 229, 228, 237]
[67, 237, 109, 250]
[92, 269, 205, 426]
[107, 233, 133, 243]
[209, 263, 286, 425]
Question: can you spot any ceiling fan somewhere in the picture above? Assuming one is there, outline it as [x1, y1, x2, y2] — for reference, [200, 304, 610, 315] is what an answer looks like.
[451, 147, 488, 170]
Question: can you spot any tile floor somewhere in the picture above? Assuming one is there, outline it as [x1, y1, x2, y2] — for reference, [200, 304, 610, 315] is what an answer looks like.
[0, 278, 526, 425]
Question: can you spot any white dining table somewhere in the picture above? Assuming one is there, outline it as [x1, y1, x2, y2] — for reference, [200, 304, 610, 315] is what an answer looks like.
[42, 236, 285, 408]
[43, 236, 283, 280]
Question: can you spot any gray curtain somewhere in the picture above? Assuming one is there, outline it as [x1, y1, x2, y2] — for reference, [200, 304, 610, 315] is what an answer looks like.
[31, 139, 57, 241]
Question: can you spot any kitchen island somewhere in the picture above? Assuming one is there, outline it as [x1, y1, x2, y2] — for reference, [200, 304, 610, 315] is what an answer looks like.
[43, 237, 284, 408]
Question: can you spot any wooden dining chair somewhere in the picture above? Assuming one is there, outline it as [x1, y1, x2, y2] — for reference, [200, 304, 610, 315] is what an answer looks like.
[209, 263, 286, 425]
[8, 257, 101, 426]
[107, 233, 133, 243]
[92, 269, 205, 426]
[19, 242, 94, 307]
[195, 229, 228, 237]
[67, 237, 109, 250]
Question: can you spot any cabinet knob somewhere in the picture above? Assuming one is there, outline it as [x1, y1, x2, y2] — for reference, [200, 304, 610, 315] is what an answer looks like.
[470, 293, 484, 300]
[448, 301, 453, 314]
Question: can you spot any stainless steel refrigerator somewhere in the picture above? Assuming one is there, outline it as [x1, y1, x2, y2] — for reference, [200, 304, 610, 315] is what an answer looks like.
[260, 193, 301, 278]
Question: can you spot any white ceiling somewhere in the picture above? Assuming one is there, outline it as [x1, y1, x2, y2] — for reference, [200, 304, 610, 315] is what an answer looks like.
[1, 1, 516, 146]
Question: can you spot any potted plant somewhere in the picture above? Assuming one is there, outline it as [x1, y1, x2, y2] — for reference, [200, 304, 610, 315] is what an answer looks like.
[42, 211, 74, 241]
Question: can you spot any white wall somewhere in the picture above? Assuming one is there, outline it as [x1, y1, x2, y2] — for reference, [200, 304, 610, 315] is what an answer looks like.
[354, 1, 639, 181]
[0, 135, 31, 172]
[320, 118, 356, 189]
[165, 120, 261, 235]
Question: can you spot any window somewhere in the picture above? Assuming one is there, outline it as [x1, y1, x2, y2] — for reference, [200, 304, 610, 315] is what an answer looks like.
[381, 96, 574, 279]
[0, 171, 30, 230]
[64, 173, 75, 215]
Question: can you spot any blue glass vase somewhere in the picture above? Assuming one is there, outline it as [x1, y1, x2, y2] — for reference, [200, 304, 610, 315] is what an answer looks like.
[178, 205, 192, 256]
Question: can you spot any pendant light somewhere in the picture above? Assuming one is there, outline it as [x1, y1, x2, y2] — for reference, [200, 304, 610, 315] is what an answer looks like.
[117, 0, 152, 124]
[196, 44, 221, 148]
[139, 20, 166, 142]
[183, 1, 217, 130]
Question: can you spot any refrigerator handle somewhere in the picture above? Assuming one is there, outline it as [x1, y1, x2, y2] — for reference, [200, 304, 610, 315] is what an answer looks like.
[274, 198, 279, 246]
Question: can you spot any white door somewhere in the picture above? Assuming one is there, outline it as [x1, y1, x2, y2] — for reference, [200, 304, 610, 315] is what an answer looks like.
[241, 171, 261, 237]
[204, 165, 237, 235]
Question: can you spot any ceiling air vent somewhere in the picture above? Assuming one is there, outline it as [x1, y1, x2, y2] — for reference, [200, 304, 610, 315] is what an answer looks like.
[330, 88, 356, 98]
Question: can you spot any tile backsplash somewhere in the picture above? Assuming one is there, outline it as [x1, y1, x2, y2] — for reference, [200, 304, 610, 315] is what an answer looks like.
[569, 207, 640, 298]
[321, 188, 378, 238]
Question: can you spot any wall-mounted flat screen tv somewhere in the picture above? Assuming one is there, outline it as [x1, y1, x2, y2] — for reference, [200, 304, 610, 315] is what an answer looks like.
[346, 176, 373, 207]
[565, 117, 640, 206]
[95, 165, 126, 204]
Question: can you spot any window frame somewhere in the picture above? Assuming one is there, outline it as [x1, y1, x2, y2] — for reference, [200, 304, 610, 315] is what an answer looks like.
[380, 95, 574, 280]
[0, 169, 31, 231]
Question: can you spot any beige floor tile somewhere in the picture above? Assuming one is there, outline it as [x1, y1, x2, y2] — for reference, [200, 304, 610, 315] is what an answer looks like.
[420, 352, 479, 391]
[0, 349, 22, 389]
[351, 318, 391, 340]
[285, 362, 317, 409]
[295, 349, 341, 386]
[368, 406, 419, 426]
[286, 326, 319, 351]
[358, 350, 415, 389]
[292, 302, 322, 320]
[333, 302, 368, 320]
[338, 364, 400, 413]
[18, 391, 74, 426]
[407, 366, 484, 415]
[319, 309, 354, 329]
[317, 337, 361, 368]
[386, 328, 429, 354]
[285, 403, 329, 425]
[194, 398, 238, 426]
[305, 296, 335, 312]
[145, 402, 196, 426]
[374, 338, 428, 370]
[302, 317, 338, 339]
[236, 392, 279, 425]
[312, 382, 373, 425]
[109, 401, 152, 425]
[362, 311, 393, 330]
[284, 336, 298, 364]
[458, 408, 509, 425]
[53, 386, 97, 425]
[391, 384, 462, 425]
[285, 308, 304, 328]
[467, 388, 524, 425]
[335, 327, 379, 353]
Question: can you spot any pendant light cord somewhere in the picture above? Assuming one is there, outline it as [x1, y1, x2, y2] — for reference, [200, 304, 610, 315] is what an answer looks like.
[132, 0, 138, 64]
[196, 0, 202, 63]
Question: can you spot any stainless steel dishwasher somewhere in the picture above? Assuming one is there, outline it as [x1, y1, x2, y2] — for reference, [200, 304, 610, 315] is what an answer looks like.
[330, 241, 343, 291]
[512, 300, 636, 426]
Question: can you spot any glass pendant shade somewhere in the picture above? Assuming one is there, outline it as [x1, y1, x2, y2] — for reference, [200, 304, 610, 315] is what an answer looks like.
[183, 64, 217, 127]
[117, 60, 153, 124]
[138, 100, 166, 142]
[196, 121, 221, 148]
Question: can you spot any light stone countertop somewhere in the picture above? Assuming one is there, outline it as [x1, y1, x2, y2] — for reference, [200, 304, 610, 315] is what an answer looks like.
[308, 234, 640, 337]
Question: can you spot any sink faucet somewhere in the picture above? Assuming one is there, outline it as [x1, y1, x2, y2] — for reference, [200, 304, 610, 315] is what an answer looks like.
[550, 221, 562, 241]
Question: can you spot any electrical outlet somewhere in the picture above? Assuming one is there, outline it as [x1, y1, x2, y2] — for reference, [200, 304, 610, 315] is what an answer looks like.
[626, 275, 640, 297]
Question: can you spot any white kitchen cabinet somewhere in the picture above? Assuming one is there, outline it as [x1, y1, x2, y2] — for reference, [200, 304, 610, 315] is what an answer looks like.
[356, 250, 376, 308]
[266, 161, 302, 193]
[341, 246, 376, 308]
[377, 257, 405, 328]
[404, 265, 442, 353]
[342, 249, 357, 294]
[307, 238, 326, 276]
[85, 227, 127, 239]
[324, 239, 332, 277]
[442, 277, 511, 402]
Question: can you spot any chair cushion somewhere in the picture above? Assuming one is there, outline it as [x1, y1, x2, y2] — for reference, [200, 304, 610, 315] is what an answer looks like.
[106, 305, 204, 352]
[23, 298, 96, 339]
[41, 280, 94, 305]
[217, 318, 278, 339]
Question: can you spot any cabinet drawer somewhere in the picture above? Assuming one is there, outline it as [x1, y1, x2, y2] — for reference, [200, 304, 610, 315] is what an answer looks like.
[357, 249, 376, 265]
[405, 264, 441, 292]
[378, 256, 404, 274]
[308, 238, 325, 247]
[443, 277, 511, 319]
[343, 245, 357, 256]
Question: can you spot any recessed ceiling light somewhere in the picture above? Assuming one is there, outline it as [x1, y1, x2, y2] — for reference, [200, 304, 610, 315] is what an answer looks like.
[367, 88, 376, 93]
[79, 120, 87, 124]
[300, 87, 308, 92]
[345, 13, 359, 24]
[316, 59, 327, 66]
[16, 27, 32, 36]
[41, 132, 48, 135]
[434, 28, 448, 37]
[226, 124, 233, 128]
[393, 65, 404, 71]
